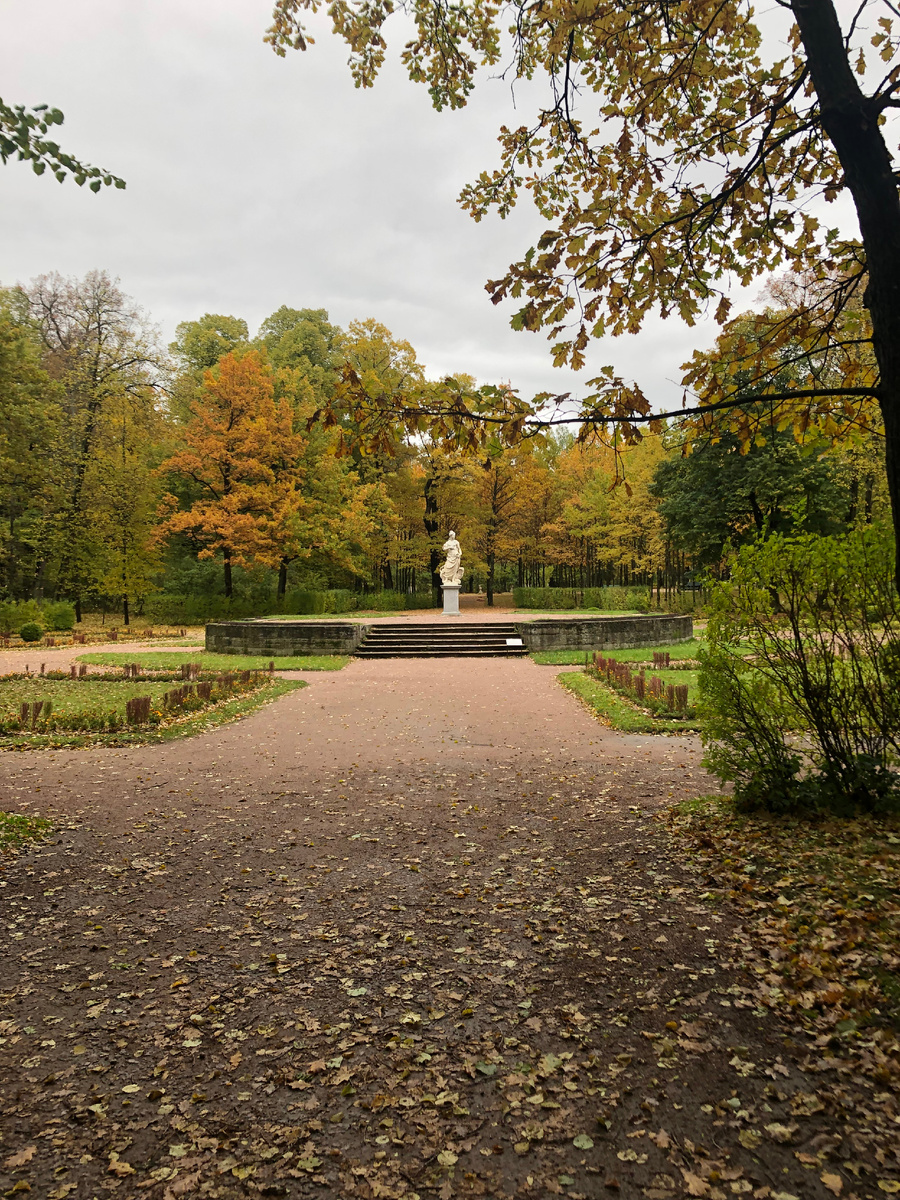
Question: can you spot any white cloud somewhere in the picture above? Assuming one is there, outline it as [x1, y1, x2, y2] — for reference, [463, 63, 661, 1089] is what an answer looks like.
[0, 0, 857, 410]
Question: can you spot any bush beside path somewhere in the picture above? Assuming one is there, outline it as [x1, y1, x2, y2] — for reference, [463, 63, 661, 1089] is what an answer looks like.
[0, 659, 896, 1198]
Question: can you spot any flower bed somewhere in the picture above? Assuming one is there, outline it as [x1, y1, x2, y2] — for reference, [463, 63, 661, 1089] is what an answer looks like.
[586, 651, 697, 719]
[0, 669, 271, 736]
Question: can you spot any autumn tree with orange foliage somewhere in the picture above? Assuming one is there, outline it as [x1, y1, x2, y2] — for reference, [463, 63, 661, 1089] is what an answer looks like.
[159, 350, 303, 598]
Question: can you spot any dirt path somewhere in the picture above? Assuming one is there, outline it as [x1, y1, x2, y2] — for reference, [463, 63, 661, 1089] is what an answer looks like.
[0, 659, 874, 1198]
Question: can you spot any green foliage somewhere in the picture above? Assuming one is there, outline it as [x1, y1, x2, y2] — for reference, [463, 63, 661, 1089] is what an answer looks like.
[0, 600, 38, 636]
[361, 591, 433, 611]
[513, 586, 650, 611]
[284, 588, 326, 615]
[652, 427, 855, 565]
[142, 589, 433, 623]
[699, 525, 900, 816]
[399, 592, 435, 610]
[169, 314, 249, 375]
[0, 97, 125, 190]
[43, 601, 76, 631]
[323, 589, 357, 613]
[19, 621, 43, 643]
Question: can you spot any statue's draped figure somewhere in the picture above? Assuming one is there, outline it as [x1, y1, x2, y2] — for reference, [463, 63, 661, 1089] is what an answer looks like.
[439, 531, 463, 585]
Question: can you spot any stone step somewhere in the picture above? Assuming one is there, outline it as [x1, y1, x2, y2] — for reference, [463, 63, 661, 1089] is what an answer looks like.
[356, 623, 528, 658]
[356, 647, 528, 658]
[361, 633, 519, 643]
[361, 627, 519, 637]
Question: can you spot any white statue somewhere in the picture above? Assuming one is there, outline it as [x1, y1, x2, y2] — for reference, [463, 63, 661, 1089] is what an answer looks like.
[439, 531, 464, 585]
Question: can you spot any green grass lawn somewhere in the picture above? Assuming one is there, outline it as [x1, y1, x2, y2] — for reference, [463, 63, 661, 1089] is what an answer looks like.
[0, 811, 52, 851]
[532, 638, 705, 666]
[0, 677, 304, 748]
[559, 670, 702, 733]
[1, 676, 176, 716]
[77, 650, 350, 671]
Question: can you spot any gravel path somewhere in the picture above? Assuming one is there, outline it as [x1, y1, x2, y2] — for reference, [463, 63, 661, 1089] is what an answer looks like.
[0, 658, 873, 1198]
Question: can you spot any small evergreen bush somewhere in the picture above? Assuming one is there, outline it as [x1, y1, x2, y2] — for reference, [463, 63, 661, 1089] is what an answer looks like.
[44, 601, 76, 631]
[19, 622, 43, 643]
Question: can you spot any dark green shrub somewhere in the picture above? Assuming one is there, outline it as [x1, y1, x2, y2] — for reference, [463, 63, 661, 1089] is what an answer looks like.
[284, 589, 327, 615]
[699, 524, 900, 816]
[0, 600, 40, 635]
[19, 622, 43, 643]
[323, 589, 357, 613]
[513, 585, 651, 611]
[43, 601, 76, 631]
[362, 591, 405, 611]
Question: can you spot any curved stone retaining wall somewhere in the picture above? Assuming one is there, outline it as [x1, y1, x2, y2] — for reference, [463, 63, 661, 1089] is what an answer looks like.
[206, 620, 368, 656]
[206, 613, 692, 655]
[516, 613, 692, 651]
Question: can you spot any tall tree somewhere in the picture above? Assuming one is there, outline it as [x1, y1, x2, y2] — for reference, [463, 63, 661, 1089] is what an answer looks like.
[25, 271, 164, 618]
[169, 314, 250, 422]
[159, 350, 303, 598]
[652, 428, 855, 566]
[0, 291, 61, 598]
[88, 389, 165, 625]
[267, 0, 900, 570]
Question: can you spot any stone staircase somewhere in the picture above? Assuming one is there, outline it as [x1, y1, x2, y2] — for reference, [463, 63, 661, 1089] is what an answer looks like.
[355, 622, 528, 658]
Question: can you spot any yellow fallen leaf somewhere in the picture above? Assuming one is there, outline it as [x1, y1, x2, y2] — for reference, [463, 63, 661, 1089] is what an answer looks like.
[681, 1170, 710, 1197]
[878, 1183, 900, 1195]
[821, 1174, 842, 1195]
[3, 1146, 36, 1169]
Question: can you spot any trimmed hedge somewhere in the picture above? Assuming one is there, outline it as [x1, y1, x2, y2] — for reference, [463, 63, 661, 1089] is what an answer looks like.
[142, 590, 435, 624]
[512, 586, 651, 612]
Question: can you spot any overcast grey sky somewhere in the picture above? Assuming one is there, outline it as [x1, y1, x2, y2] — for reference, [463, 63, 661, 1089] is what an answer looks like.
[0, 0, 851, 405]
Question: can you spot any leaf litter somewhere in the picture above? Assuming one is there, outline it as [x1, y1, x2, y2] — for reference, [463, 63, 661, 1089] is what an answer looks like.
[0, 751, 897, 1198]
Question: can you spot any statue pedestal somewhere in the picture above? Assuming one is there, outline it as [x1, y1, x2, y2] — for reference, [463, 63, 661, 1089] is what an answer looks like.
[442, 583, 460, 616]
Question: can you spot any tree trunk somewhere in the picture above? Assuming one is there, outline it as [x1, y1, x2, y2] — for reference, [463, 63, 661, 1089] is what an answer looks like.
[791, 0, 900, 583]
[223, 549, 233, 599]
[278, 558, 289, 598]
[423, 472, 442, 602]
[75, 597, 82, 623]
[487, 550, 495, 607]
[123, 595, 130, 626]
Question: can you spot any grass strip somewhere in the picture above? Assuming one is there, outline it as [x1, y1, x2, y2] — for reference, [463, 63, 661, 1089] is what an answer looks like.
[532, 638, 705, 666]
[1, 679, 304, 750]
[663, 797, 900, 1033]
[0, 811, 52, 852]
[77, 651, 350, 671]
[558, 670, 701, 733]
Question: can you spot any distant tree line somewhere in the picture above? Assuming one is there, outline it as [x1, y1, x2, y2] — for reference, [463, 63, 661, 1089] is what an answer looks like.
[0, 271, 888, 620]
